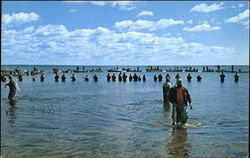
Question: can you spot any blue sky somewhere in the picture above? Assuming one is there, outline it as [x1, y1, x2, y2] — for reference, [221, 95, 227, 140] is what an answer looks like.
[2, 1, 249, 65]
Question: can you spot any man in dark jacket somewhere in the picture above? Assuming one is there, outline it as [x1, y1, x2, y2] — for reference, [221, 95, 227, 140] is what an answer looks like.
[169, 79, 192, 125]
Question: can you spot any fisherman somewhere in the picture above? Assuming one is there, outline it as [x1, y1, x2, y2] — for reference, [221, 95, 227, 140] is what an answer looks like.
[163, 77, 171, 107]
[107, 73, 111, 81]
[84, 74, 89, 81]
[1, 74, 7, 82]
[220, 72, 225, 82]
[154, 75, 157, 81]
[166, 74, 171, 80]
[169, 79, 192, 125]
[234, 72, 239, 82]
[40, 74, 45, 82]
[112, 73, 116, 81]
[197, 75, 202, 82]
[118, 73, 122, 81]
[18, 74, 23, 81]
[32, 76, 36, 81]
[143, 74, 146, 81]
[158, 74, 163, 81]
[175, 73, 180, 81]
[129, 74, 133, 81]
[5, 75, 17, 101]
[71, 74, 76, 81]
[187, 74, 192, 82]
[55, 73, 59, 81]
[122, 72, 127, 81]
[133, 73, 138, 81]
[93, 74, 98, 81]
[138, 76, 141, 81]
[61, 74, 66, 82]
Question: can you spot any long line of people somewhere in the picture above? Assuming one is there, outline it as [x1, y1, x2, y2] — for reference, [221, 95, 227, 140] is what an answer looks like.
[0, 72, 240, 82]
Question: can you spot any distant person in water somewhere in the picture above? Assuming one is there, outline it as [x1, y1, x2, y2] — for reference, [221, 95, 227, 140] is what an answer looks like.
[143, 74, 146, 81]
[32, 76, 36, 81]
[175, 73, 180, 81]
[93, 74, 98, 81]
[154, 75, 157, 81]
[129, 74, 133, 81]
[84, 74, 89, 81]
[1, 74, 7, 82]
[71, 74, 76, 81]
[234, 72, 239, 82]
[55, 73, 59, 81]
[118, 73, 122, 81]
[5, 75, 17, 101]
[133, 73, 138, 81]
[138, 76, 141, 81]
[40, 74, 45, 82]
[187, 74, 192, 82]
[18, 74, 23, 81]
[122, 72, 127, 82]
[107, 73, 111, 81]
[166, 74, 171, 81]
[163, 77, 171, 108]
[220, 72, 225, 82]
[197, 75, 202, 82]
[169, 79, 192, 125]
[158, 74, 163, 81]
[61, 74, 66, 82]
[112, 73, 116, 81]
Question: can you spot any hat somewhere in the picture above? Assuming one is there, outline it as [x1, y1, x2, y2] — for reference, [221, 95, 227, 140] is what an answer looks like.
[177, 79, 182, 85]
[9, 75, 13, 78]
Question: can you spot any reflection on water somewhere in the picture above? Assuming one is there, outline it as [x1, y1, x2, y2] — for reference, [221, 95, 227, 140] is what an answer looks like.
[8, 100, 17, 125]
[168, 128, 190, 158]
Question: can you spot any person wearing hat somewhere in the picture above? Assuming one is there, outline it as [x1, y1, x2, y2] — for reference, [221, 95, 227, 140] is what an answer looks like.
[163, 77, 172, 109]
[169, 79, 192, 125]
[5, 75, 17, 101]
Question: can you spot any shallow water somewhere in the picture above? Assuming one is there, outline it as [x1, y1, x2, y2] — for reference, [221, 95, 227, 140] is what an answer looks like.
[1, 65, 249, 157]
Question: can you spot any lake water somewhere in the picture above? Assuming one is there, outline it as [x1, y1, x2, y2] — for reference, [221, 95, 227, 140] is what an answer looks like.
[1, 65, 249, 157]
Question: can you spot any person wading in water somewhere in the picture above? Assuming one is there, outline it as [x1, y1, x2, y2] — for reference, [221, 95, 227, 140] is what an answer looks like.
[169, 79, 192, 125]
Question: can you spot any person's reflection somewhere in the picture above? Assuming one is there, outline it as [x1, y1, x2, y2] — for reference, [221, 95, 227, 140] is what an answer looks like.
[163, 102, 171, 111]
[8, 100, 17, 125]
[168, 128, 191, 158]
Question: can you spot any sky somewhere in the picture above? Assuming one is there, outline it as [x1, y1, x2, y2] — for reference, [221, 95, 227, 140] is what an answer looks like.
[2, 1, 249, 65]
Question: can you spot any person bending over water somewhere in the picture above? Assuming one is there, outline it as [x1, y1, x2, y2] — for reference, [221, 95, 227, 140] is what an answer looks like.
[169, 79, 192, 125]
[5, 75, 17, 101]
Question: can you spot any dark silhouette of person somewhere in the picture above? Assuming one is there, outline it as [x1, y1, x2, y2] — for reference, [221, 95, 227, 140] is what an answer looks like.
[61, 74, 66, 82]
[187, 74, 192, 82]
[93, 74, 98, 81]
[112, 73, 116, 81]
[107, 73, 111, 81]
[133, 73, 138, 81]
[5, 75, 17, 101]
[55, 73, 59, 81]
[18, 74, 23, 81]
[154, 75, 157, 81]
[234, 72, 239, 82]
[122, 73, 127, 81]
[129, 74, 133, 81]
[138, 76, 141, 81]
[143, 74, 146, 81]
[84, 74, 89, 81]
[197, 75, 202, 82]
[166, 74, 171, 81]
[40, 74, 45, 82]
[158, 74, 163, 81]
[220, 72, 225, 82]
[71, 74, 76, 81]
[118, 73, 122, 81]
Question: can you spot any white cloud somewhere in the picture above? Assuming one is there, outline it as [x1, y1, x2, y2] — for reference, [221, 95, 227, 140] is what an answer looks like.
[190, 2, 224, 13]
[137, 11, 154, 17]
[114, 18, 184, 31]
[2, 12, 40, 26]
[187, 20, 193, 24]
[69, 9, 77, 13]
[2, 24, 235, 65]
[225, 10, 249, 29]
[184, 23, 220, 31]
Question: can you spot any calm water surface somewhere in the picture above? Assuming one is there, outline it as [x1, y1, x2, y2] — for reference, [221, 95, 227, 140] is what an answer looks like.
[1, 65, 249, 157]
